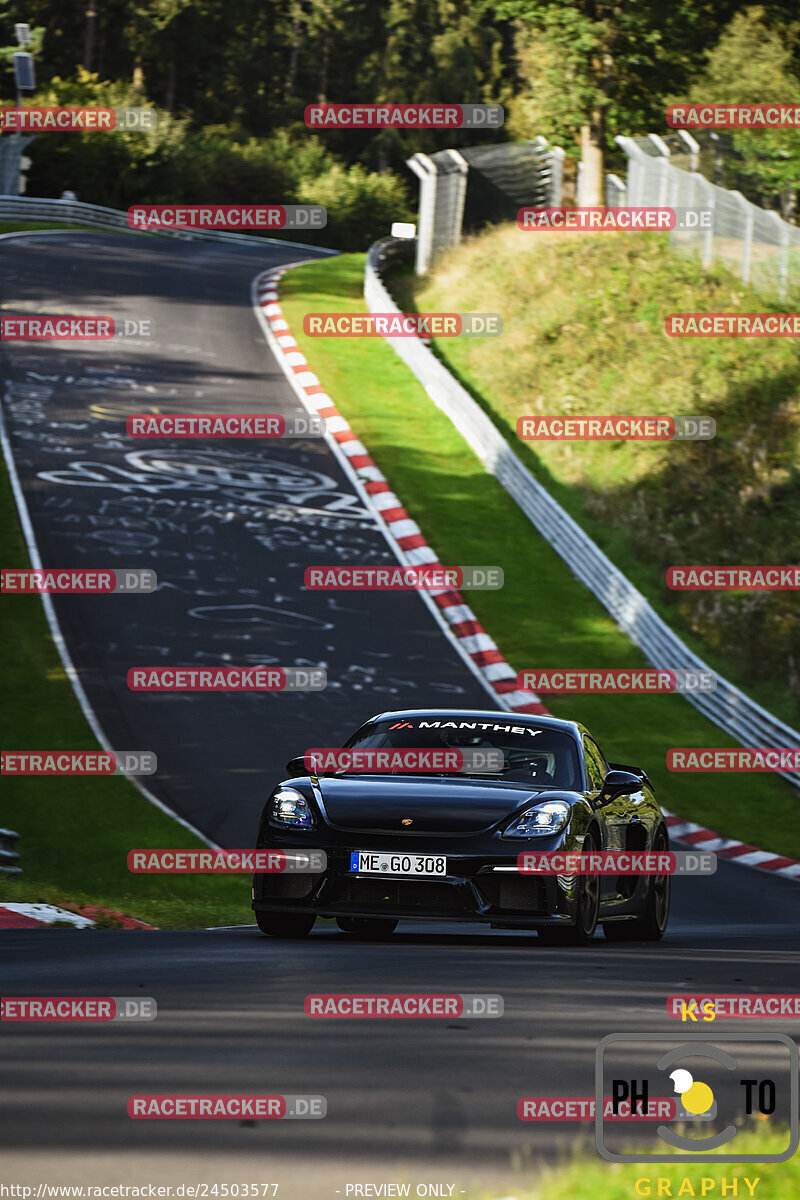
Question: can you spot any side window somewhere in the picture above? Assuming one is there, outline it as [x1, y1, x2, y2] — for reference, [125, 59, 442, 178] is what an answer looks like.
[583, 737, 607, 791]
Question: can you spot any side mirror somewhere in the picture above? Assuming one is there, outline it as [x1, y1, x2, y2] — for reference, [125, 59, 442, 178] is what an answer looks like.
[599, 769, 642, 800]
[284, 756, 307, 777]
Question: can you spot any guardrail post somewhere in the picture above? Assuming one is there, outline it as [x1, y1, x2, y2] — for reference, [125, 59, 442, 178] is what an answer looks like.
[769, 210, 790, 301]
[406, 152, 437, 275]
[727, 191, 754, 283]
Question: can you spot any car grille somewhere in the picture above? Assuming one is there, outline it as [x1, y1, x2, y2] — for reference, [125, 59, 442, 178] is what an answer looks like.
[476, 875, 548, 913]
[259, 873, 322, 900]
[330, 878, 470, 913]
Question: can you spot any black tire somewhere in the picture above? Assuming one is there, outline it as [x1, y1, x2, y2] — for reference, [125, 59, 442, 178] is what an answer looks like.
[538, 830, 600, 946]
[603, 826, 670, 942]
[336, 917, 398, 940]
[255, 911, 316, 938]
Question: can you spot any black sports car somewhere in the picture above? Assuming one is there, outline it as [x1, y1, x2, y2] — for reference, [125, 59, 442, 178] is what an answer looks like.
[251, 709, 670, 944]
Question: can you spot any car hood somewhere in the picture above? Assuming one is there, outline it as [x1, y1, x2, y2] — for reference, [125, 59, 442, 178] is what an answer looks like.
[314, 774, 573, 834]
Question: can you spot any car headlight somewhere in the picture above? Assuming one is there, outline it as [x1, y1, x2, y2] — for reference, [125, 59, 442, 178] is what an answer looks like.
[269, 787, 316, 829]
[502, 799, 571, 838]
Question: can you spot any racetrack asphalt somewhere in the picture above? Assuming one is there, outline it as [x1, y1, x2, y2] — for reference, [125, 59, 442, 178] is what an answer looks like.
[0, 232, 492, 845]
[2, 234, 798, 1197]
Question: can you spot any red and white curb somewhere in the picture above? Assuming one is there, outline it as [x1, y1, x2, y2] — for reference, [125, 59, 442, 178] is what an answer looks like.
[254, 267, 545, 716]
[253, 264, 800, 886]
[0, 902, 155, 929]
[664, 814, 800, 880]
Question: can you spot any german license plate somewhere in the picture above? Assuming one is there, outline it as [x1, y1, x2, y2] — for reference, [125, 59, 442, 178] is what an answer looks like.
[349, 851, 447, 876]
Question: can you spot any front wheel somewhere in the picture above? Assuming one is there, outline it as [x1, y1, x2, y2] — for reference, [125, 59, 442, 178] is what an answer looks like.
[336, 917, 397, 940]
[538, 830, 600, 946]
[255, 911, 316, 938]
[603, 826, 670, 942]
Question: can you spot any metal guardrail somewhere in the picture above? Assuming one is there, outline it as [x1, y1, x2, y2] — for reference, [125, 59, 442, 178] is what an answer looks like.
[365, 238, 800, 791]
[0, 827, 21, 874]
[0, 194, 338, 254]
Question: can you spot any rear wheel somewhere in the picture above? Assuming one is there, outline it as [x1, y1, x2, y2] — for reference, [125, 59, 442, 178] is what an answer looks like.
[603, 826, 670, 942]
[538, 830, 600, 945]
[336, 917, 398, 940]
[255, 911, 316, 938]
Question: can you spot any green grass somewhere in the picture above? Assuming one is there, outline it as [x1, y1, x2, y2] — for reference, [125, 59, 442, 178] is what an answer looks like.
[467, 1128, 798, 1200]
[278, 254, 800, 858]
[407, 226, 800, 733]
[0, 458, 253, 929]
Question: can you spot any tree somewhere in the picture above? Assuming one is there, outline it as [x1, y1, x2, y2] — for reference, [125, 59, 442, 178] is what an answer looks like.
[495, 0, 745, 204]
[684, 6, 800, 217]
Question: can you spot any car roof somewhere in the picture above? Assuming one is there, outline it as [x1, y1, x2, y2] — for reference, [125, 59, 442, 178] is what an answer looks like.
[366, 708, 584, 740]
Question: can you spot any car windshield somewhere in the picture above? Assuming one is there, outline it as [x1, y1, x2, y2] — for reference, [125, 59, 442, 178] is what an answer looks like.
[339, 718, 582, 789]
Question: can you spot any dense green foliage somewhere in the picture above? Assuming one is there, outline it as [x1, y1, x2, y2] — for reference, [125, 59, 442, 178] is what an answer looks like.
[2, 3, 800, 240]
